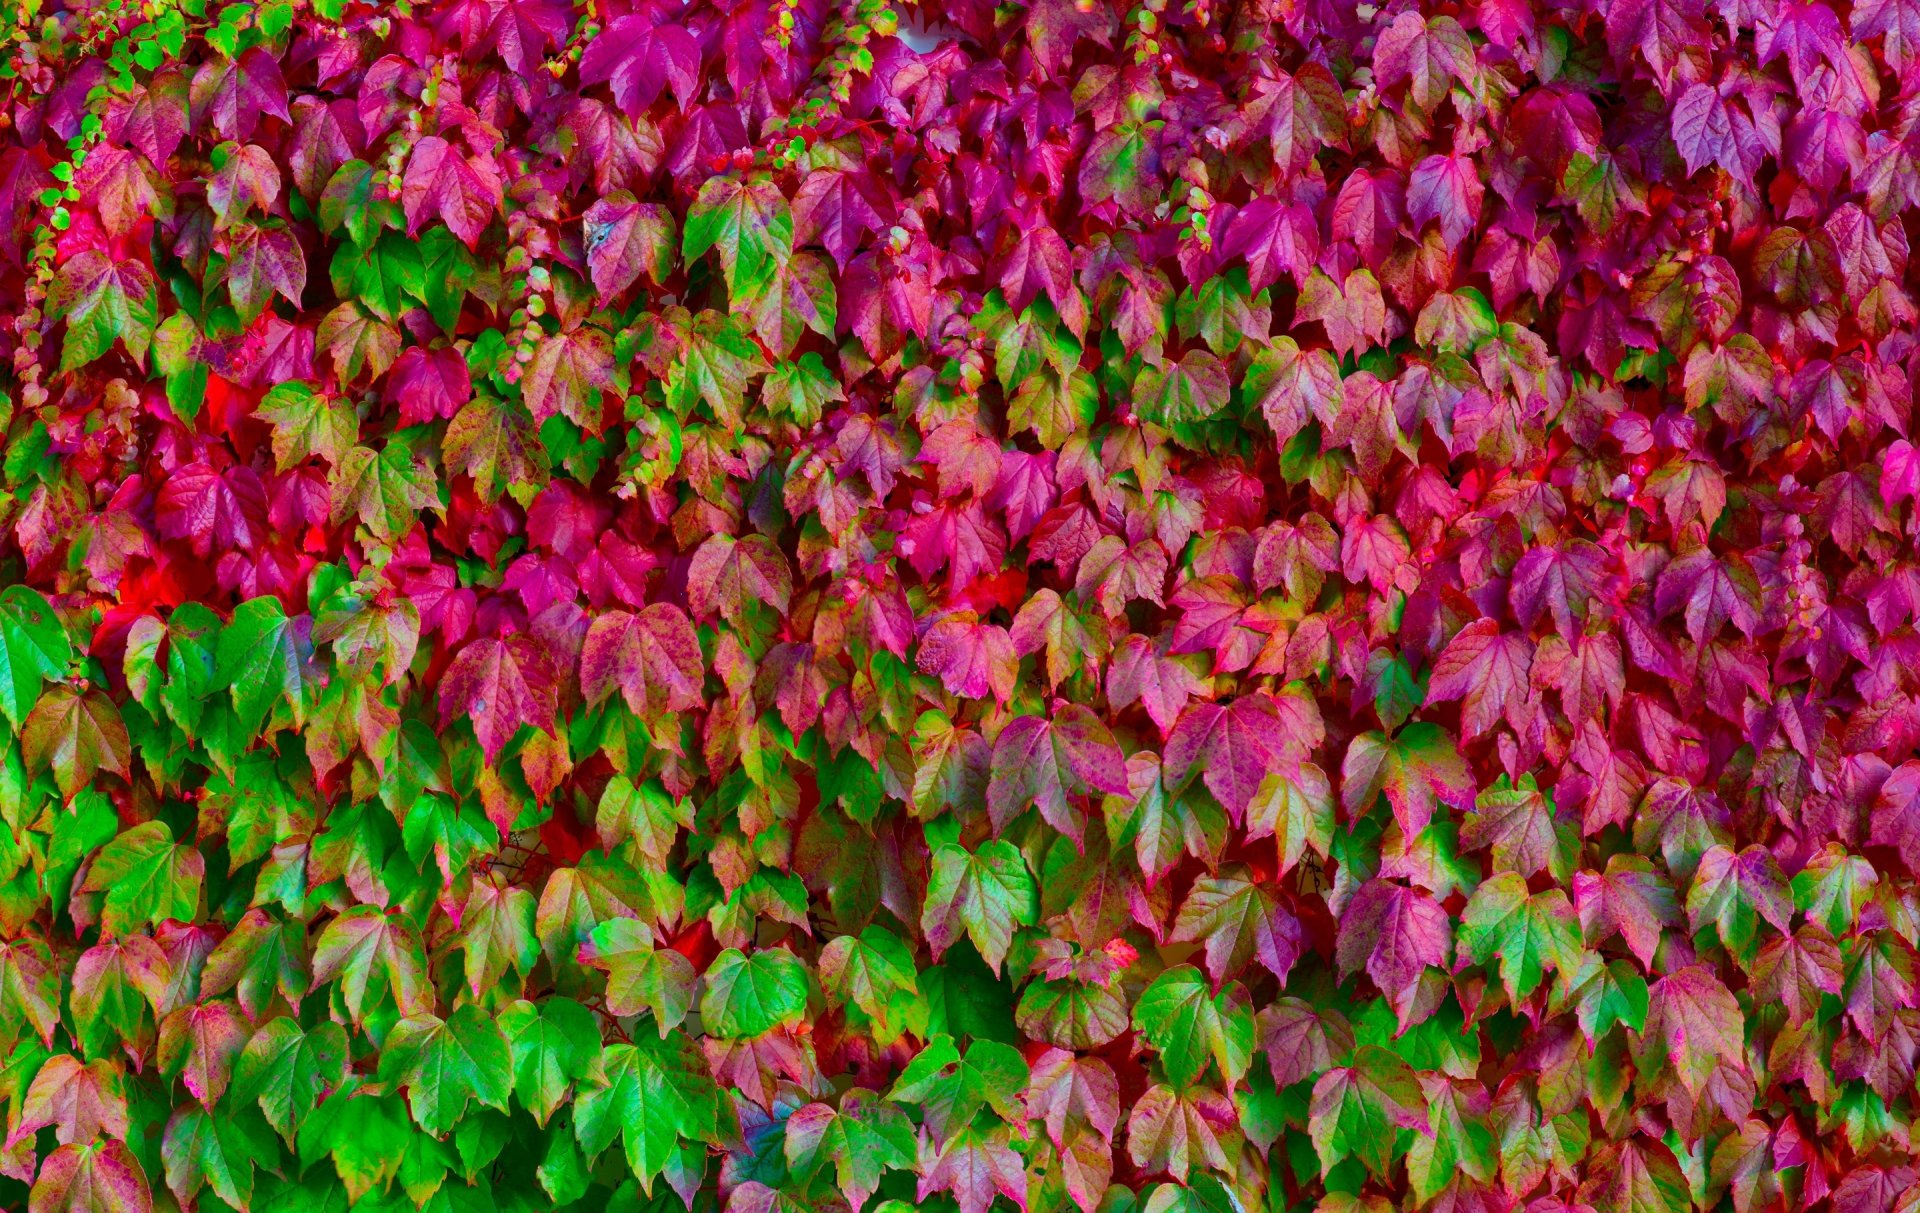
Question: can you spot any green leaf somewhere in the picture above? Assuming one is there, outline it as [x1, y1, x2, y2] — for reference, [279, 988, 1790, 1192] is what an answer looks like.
[310, 904, 433, 1025]
[579, 918, 695, 1031]
[683, 175, 793, 298]
[887, 1034, 1028, 1143]
[378, 1005, 514, 1135]
[699, 947, 810, 1039]
[1307, 1044, 1424, 1179]
[784, 1089, 918, 1209]
[79, 821, 204, 936]
[256, 382, 356, 471]
[232, 1017, 348, 1143]
[819, 926, 926, 1046]
[921, 840, 1037, 975]
[0, 587, 71, 731]
[1130, 965, 1255, 1088]
[572, 1033, 719, 1192]
[329, 442, 439, 541]
[215, 597, 317, 739]
[498, 996, 601, 1127]
[162, 1102, 277, 1210]
[1459, 872, 1583, 1003]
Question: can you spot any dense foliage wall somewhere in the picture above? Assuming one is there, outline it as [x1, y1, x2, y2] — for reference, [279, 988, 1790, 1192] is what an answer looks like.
[0, 0, 1916, 1210]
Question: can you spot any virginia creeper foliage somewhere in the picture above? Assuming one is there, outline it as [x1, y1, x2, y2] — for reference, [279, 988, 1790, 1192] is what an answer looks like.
[0, 0, 1915, 1210]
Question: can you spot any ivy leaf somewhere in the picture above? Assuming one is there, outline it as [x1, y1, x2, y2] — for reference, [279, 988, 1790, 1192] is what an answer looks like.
[443, 394, 550, 505]
[1459, 872, 1583, 1003]
[888, 1034, 1028, 1143]
[1132, 350, 1230, 425]
[49, 251, 158, 372]
[683, 176, 793, 298]
[438, 635, 560, 764]
[987, 707, 1128, 845]
[22, 686, 130, 801]
[1341, 723, 1475, 836]
[1307, 1045, 1425, 1179]
[255, 383, 356, 471]
[577, 14, 701, 111]
[0, 589, 68, 733]
[214, 597, 317, 740]
[28, 1140, 153, 1213]
[921, 841, 1038, 974]
[329, 441, 439, 540]
[687, 533, 793, 625]
[378, 1005, 513, 1135]
[79, 822, 203, 937]
[223, 220, 305, 322]
[231, 1018, 348, 1144]
[498, 996, 601, 1127]
[401, 136, 503, 249]
[579, 604, 705, 720]
[583, 191, 676, 303]
[1131, 965, 1255, 1088]
[523, 326, 616, 431]
[579, 918, 695, 1031]
[572, 1034, 719, 1192]
[1684, 844, 1794, 964]
[819, 927, 926, 1046]
[1171, 866, 1304, 986]
[310, 905, 433, 1025]
[785, 1090, 918, 1210]
[698, 948, 809, 1039]
[161, 1103, 275, 1211]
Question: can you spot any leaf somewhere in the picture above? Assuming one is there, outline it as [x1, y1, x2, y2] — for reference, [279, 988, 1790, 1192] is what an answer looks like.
[683, 176, 793, 298]
[223, 221, 306, 321]
[1424, 620, 1535, 741]
[580, 603, 704, 722]
[1307, 1045, 1425, 1179]
[1684, 844, 1794, 964]
[1171, 866, 1304, 986]
[401, 136, 503, 248]
[699, 948, 810, 1039]
[1127, 1083, 1235, 1183]
[889, 1035, 1028, 1143]
[1459, 872, 1583, 1003]
[28, 1140, 153, 1213]
[577, 14, 701, 111]
[22, 687, 130, 801]
[232, 1018, 348, 1143]
[49, 251, 159, 372]
[1339, 722, 1474, 836]
[784, 1090, 918, 1210]
[497, 997, 601, 1127]
[0, 587, 70, 731]
[687, 533, 793, 624]
[1642, 965, 1747, 1094]
[1131, 965, 1255, 1088]
[583, 191, 676, 303]
[1133, 350, 1231, 425]
[215, 597, 317, 739]
[921, 841, 1037, 974]
[378, 1005, 513, 1134]
[987, 707, 1128, 844]
[523, 326, 615, 430]
[438, 635, 560, 764]
[79, 822, 203, 937]
[310, 905, 432, 1025]
[329, 442, 438, 540]
[1165, 694, 1316, 823]
[161, 1103, 274, 1211]
[1335, 879, 1452, 1029]
[444, 394, 550, 504]
[255, 383, 356, 471]
[819, 927, 926, 1046]
[571, 1034, 718, 1192]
